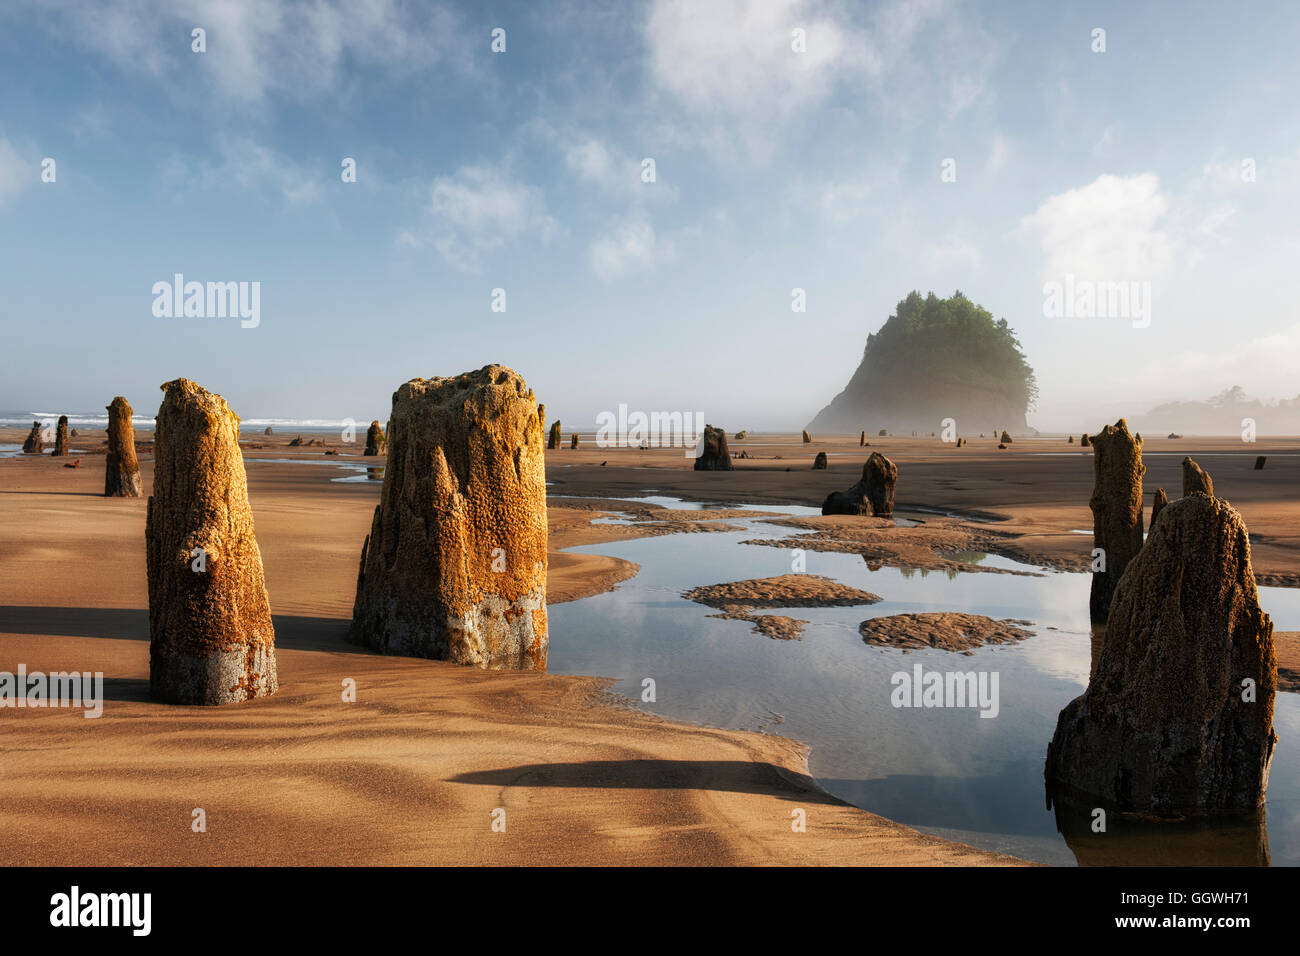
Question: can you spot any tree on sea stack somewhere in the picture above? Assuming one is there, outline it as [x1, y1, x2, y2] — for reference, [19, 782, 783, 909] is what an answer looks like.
[1046, 493, 1277, 813]
[52, 415, 70, 456]
[104, 397, 142, 497]
[1088, 420, 1144, 624]
[146, 379, 278, 704]
[349, 366, 548, 669]
[807, 291, 1037, 435]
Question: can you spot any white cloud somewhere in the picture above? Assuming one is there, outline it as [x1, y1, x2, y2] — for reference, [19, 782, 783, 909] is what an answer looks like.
[522, 119, 680, 204]
[220, 139, 323, 205]
[160, 138, 324, 205]
[643, 0, 998, 161]
[588, 219, 673, 282]
[985, 135, 1012, 175]
[1020, 173, 1174, 280]
[1142, 322, 1300, 392]
[0, 138, 31, 208]
[818, 175, 883, 222]
[645, 0, 850, 119]
[414, 166, 561, 272]
[17, 0, 469, 105]
[927, 237, 980, 266]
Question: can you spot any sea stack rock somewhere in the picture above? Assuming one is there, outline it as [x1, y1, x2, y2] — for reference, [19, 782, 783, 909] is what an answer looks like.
[570, 432, 579, 450]
[52, 416, 70, 456]
[264, 426, 273, 436]
[735, 430, 747, 440]
[1045, 494, 1277, 812]
[812, 451, 828, 470]
[1080, 433, 1090, 448]
[547, 420, 561, 450]
[364, 420, 385, 456]
[146, 379, 278, 704]
[859, 430, 866, 446]
[1087, 420, 1145, 624]
[1068, 435, 1074, 444]
[693, 424, 733, 471]
[348, 366, 548, 669]
[21, 421, 43, 454]
[1000, 430, 1012, 444]
[802, 429, 812, 444]
[104, 397, 143, 497]
[1183, 456, 1214, 497]
[1151, 487, 1168, 527]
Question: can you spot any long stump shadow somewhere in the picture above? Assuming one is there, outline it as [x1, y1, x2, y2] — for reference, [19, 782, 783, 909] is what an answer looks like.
[0, 606, 356, 653]
[451, 759, 845, 805]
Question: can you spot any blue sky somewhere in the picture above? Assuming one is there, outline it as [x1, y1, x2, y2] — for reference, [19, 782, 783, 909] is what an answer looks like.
[2, 0, 1298, 431]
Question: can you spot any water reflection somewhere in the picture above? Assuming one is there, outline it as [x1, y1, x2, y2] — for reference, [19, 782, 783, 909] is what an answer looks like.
[1047, 616, 1270, 866]
[1047, 792, 1270, 866]
[538, 497, 1300, 865]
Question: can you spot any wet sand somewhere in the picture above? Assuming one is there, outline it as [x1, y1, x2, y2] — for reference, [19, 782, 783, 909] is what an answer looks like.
[0, 433, 1018, 865]
[3, 426, 1295, 865]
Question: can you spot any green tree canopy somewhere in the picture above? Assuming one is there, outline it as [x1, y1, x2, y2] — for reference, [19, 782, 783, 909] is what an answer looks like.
[859, 291, 1038, 412]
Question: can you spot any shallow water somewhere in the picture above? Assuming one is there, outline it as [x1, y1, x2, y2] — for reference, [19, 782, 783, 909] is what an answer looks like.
[0, 444, 86, 460]
[547, 497, 1300, 866]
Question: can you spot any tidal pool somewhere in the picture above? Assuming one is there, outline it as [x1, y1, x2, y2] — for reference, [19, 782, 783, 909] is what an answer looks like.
[546, 498, 1300, 866]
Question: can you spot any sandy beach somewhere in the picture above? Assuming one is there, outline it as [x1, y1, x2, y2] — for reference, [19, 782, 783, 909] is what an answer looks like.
[2, 426, 1295, 865]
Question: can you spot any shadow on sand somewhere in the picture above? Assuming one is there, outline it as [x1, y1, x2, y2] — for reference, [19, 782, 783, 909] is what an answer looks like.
[450, 759, 845, 805]
[0, 606, 355, 654]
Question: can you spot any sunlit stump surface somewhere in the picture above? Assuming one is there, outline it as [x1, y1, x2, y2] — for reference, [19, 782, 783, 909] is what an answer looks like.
[349, 365, 548, 670]
[146, 378, 278, 704]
